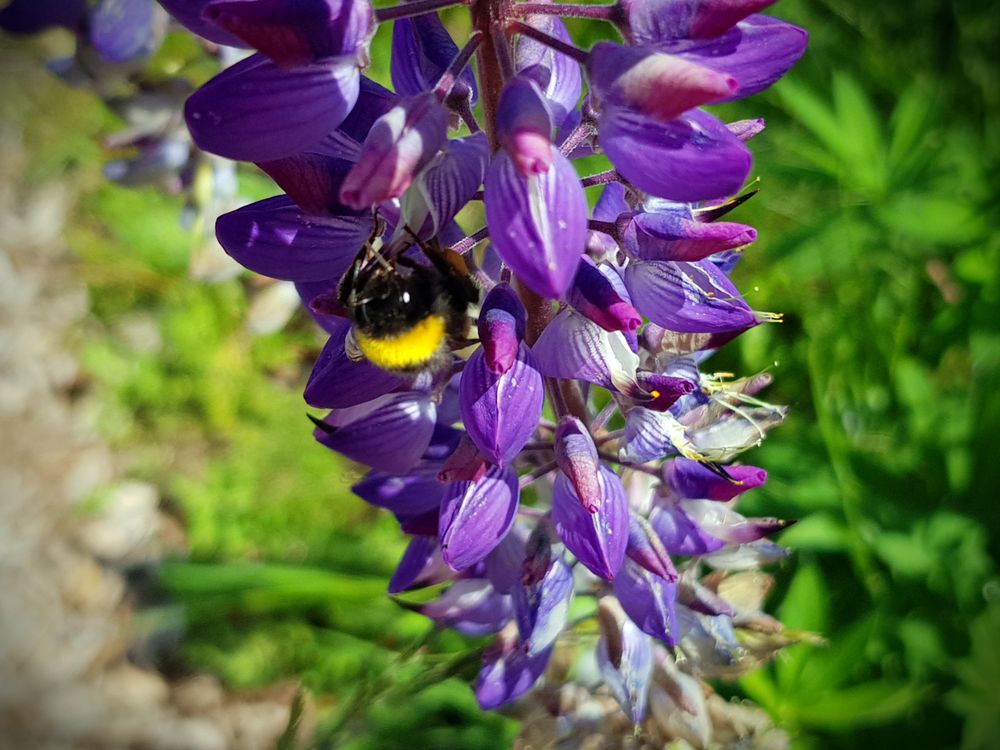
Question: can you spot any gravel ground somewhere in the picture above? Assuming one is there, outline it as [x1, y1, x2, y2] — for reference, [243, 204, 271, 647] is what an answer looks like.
[0, 65, 301, 750]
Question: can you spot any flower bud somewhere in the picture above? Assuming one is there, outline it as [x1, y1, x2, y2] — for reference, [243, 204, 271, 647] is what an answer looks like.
[626, 514, 678, 581]
[665, 456, 767, 500]
[496, 74, 554, 177]
[567, 257, 642, 334]
[552, 465, 629, 580]
[619, 207, 757, 262]
[340, 92, 448, 209]
[634, 372, 697, 411]
[554, 416, 602, 513]
[439, 466, 520, 571]
[477, 284, 527, 373]
[620, 0, 777, 44]
[587, 41, 736, 124]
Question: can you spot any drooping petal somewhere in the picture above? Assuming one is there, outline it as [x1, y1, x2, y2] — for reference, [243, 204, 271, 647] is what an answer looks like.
[597, 610, 654, 724]
[391, 11, 477, 103]
[340, 92, 449, 209]
[485, 523, 529, 594]
[185, 52, 360, 162]
[665, 457, 766, 500]
[613, 559, 680, 644]
[567, 258, 642, 334]
[553, 416, 602, 513]
[587, 42, 736, 124]
[91, 0, 164, 63]
[388, 536, 451, 593]
[621, 0, 777, 43]
[305, 323, 406, 408]
[215, 195, 372, 282]
[419, 579, 513, 636]
[483, 150, 587, 299]
[352, 468, 444, 518]
[620, 208, 756, 262]
[660, 16, 808, 100]
[552, 466, 629, 580]
[401, 133, 489, 241]
[624, 258, 758, 333]
[626, 514, 679, 581]
[313, 392, 436, 473]
[599, 107, 751, 202]
[621, 406, 691, 463]
[476, 629, 553, 709]
[460, 345, 543, 466]
[649, 501, 725, 556]
[439, 466, 520, 571]
[514, 6, 581, 128]
[512, 557, 573, 656]
[203, 0, 373, 66]
[533, 309, 640, 395]
[680, 499, 791, 543]
[702, 539, 789, 570]
[156, 0, 248, 46]
[255, 152, 357, 215]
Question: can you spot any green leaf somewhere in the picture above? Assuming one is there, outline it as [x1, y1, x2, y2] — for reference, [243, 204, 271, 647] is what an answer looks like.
[876, 194, 987, 247]
[794, 681, 926, 730]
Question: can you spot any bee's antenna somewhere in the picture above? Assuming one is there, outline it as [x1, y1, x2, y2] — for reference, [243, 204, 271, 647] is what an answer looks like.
[366, 241, 394, 272]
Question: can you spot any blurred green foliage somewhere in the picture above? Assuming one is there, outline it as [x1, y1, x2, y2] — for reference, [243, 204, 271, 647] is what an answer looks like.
[4, 0, 1000, 746]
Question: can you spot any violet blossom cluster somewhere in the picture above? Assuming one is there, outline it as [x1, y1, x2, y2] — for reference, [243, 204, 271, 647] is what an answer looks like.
[123, 0, 806, 733]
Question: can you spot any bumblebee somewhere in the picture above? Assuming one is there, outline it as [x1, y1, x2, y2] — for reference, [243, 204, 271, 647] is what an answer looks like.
[338, 233, 479, 375]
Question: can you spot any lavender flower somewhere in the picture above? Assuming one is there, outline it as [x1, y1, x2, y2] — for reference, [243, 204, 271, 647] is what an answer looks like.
[157, 0, 810, 732]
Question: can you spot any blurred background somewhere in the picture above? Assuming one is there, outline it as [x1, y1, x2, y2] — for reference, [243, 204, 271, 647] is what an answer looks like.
[1, 0, 998, 748]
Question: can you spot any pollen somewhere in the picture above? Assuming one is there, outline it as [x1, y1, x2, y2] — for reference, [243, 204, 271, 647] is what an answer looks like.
[355, 314, 447, 371]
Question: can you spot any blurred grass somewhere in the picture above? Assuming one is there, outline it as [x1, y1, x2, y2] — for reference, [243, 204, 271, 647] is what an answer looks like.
[3, 0, 1000, 747]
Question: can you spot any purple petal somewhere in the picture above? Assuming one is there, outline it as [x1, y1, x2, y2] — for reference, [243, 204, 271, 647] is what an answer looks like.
[702, 539, 789, 570]
[340, 92, 449, 209]
[512, 557, 573, 656]
[305, 325, 406, 408]
[599, 107, 751, 202]
[459, 345, 544, 466]
[352, 468, 443, 517]
[727, 117, 766, 141]
[157, 0, 248, 46]
[313, 392, 436, 473]
[567, 257, 642, 334]
[552, 466, 629, 580]
[597, 616, 654, 724]
[620, 207, 756, 262]
[660, 16, 808, 100]
[402, 133, 489, 240]
[589, 182, 629, 257]
[587, 42, 736, 124]
[391, 12, 477, 103]
[296, 279, 344, 333]
[632, 372, 696, 411]
[515, 8, 582, 128]
[388, 536, 451, 593]
[621, 407, 683, 463]
[476, 634, 552, 709]
[624, 259, 757, 333]
[420, 579, 513, 636]
[622, 0, 777, 43]
[255, 152, 357, 215]
[439, 466, 520, 571]
[626, 515, 678, 581]
[532, 309, 640, 394]
[613, 559, 680, 645]
[91, 0, 162, 63]
[666, 457, 766, 500]
[216, 195, 372, 282]
[185, 52, 360, 162]
[554, 416, 602, 513]
[485, 523, 529, 594]
[484, 150, 587, 299]
[337, 76, 399, 144]
[203, 0, 373, 66]
[680, 499, 790, 543]
[649, 502, 726, 556]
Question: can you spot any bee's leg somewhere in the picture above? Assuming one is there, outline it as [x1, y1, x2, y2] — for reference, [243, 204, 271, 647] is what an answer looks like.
[339, 246, 368, 309]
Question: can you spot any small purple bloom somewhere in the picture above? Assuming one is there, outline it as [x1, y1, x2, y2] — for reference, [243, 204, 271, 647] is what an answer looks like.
[552, 465, 629, 580]
[554, 416, 602, 513]
[666, 457, 767, 500]
[614, 559, 680, 645]
[476, 626, 553, 709]
[419, 579, 513, 636]
[512, 556, 573, 656]
[597, 605, 654, 723]
[496, 74, 554, 177]
[567, 258, 643, 334]
[439, 465, 520, 571]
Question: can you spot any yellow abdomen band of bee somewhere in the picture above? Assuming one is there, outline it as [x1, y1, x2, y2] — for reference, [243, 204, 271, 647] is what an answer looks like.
[355, 314, 447, 371]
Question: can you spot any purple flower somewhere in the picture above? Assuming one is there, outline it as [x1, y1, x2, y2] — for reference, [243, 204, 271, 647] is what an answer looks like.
[149, 0, 808, 721]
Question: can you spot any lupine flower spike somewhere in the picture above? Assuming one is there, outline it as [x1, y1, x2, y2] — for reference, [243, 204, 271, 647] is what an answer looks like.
[156, 0, 809, 741]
